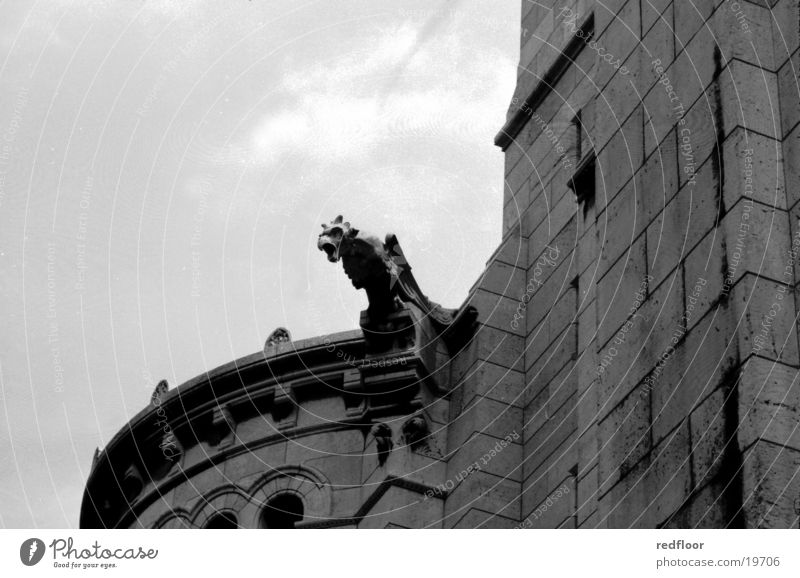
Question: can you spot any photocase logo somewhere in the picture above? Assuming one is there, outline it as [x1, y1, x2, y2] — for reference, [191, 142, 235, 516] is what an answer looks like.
[19, 538, 45, 566]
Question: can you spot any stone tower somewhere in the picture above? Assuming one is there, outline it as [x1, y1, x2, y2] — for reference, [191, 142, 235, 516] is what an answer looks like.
[489, 0, 800, 527]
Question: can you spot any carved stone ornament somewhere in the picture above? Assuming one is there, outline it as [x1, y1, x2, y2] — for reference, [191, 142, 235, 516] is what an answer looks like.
[401, 415, 430, 450]
[265, 327, 291, 349]
[150, 379, 169, 406]
[317, 215, 477, 348]
[210, 405, 236, 448]
[369, 422, 393, 466]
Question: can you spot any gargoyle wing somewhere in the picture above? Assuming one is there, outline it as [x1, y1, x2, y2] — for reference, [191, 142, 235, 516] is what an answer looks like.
[384, 233, 456, 327]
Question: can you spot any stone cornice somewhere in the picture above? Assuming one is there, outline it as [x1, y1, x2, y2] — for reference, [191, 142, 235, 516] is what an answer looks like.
[494, 12, 594, 151]
[80, 329, 431, 528]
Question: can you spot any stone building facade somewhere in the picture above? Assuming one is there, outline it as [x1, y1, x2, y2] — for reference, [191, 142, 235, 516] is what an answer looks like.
[81, 0, 800, 528]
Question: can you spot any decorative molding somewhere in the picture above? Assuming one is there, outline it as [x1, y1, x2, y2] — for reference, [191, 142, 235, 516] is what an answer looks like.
[153, 509, 192, 529]
[246, 465, 333, 527]
[495, 12, 594, 151]
[190, 486, 250, 529]
[83, 333, 430, 528]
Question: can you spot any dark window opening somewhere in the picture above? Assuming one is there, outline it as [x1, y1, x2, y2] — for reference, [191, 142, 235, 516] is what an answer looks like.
[204, 511, 239, 529]
[570, 275, 580, 358]
[260, 493, 304, 529]
[571, 111, 582, 162]
[568, 152, 596, 215]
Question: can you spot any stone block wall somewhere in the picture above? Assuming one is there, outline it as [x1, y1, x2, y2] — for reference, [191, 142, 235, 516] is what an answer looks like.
[444, 233, 527, 527]
[489, 0, 800, 528]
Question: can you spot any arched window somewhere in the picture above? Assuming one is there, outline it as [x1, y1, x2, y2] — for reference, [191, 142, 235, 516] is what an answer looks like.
[260, 493, 304, 528]
[204, 511, 239, 529]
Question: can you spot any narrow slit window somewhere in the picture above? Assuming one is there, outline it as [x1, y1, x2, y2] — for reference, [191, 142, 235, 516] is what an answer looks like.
[568, 152, 596, 208]
[571, 111, 582, 162]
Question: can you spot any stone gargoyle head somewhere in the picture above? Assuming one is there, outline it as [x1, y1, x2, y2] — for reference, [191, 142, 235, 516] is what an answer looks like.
[315, 215, 478, 350]
[317, 215, 358, 263]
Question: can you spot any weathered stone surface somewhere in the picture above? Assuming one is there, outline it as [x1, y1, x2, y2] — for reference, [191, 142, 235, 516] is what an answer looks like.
[741, 441, 800, 528]
[661, 480, 738, 528]
[597, 179, 647, 280]
[783, 122, 800, 209]
[526, 322, 577, 385]
[679, 96, 718, 191]
[738, 357, 800, 451]
[773, 0, 800, 64]
[598, 263, 684, 418]
[447, 431, 522, 484]
[443, 471, 520, 525]
[596, 107, 644, 207]
[638, 130, 679, 221]
[286, 430, 364, 465]
[723, 129, 786, 210]
[594, 0, 640, 92]
[474, 260, 526, 299]
[689, 387, 730, 488]
[778, 49, 800, 139]
[720, 61, 781, 141]
[523, 389, 578, 473]
[452, 508, 518, 529]
[723, 201, 791, 288]
[449, 395, 522, 450]
[647, 163, 718, 288]
[674, 0, 714, 51]
[673, 20, 718, 114]
[651, 305, 739, 443]
[596, 234, 648, 348]
[528, 199, 577, 265]
[455, 359, 525, 409]
[576, 465, 598, 525]
[452, 326, 525, 384]
[467, 288, 526, 338]
[594, 0, 629, 39]
[642, 0, 672, 36]
[633, 6, 675, 94]
[359, 486, 444, 529]
[643, 79, 678, 159]
[598, 385, 652, 495]
[729, 274, 799, 366]
[222, 444, 287, 482]
[712, 0, 775, 71]
[597, 422, 692, 528]
[522, 475, 576, 529]
[683, 229, 725, 332]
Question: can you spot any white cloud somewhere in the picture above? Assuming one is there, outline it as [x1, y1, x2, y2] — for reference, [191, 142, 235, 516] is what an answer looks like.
[248, 16, 515, 168]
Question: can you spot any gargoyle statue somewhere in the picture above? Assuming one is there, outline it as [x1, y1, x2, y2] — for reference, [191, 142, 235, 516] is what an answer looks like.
[370, 422, 394, 466]
[317, 215, 477, 348]
[401, 415, 430, 450]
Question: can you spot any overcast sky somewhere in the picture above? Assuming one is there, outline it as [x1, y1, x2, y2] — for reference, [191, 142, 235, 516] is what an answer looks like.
[0, 0, 519, 527]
